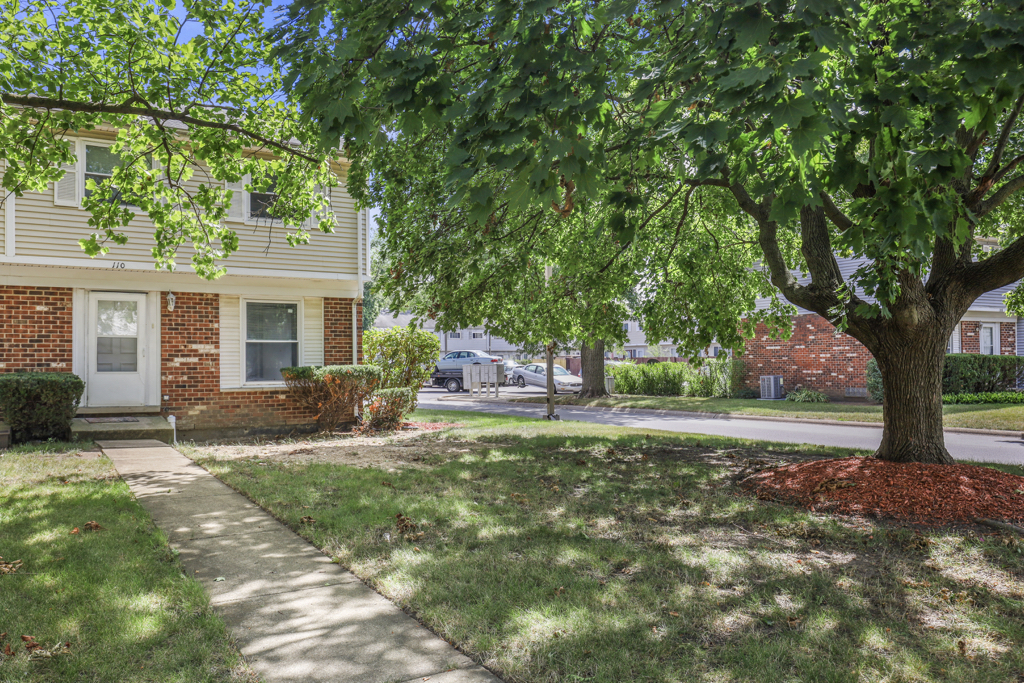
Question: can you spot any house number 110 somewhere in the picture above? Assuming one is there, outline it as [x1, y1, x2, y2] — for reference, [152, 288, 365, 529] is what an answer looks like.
[110, 261, 126, 269]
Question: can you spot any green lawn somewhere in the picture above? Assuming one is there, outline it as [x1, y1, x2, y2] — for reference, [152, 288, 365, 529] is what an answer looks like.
[509, 395, 1024, 431]
[193, 410, 1024, 683]
[0, 442, 253, 682]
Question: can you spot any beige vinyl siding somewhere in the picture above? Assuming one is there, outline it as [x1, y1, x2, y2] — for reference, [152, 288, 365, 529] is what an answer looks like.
[302, 297, 324, 366]
[15, 152, 359, 275]
[219, 295, 241, 389]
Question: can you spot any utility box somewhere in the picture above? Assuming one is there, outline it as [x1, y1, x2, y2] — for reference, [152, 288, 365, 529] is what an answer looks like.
[463, 363, 503, 397]
[759, 375, 784, 400]
[605, 376, 615, 394]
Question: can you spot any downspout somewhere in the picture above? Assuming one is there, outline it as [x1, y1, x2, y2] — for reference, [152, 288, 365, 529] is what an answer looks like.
[353, 207, 366, 365]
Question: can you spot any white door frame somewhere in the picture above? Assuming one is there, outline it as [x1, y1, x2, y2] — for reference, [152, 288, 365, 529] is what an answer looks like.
[75, 289, 161, 408]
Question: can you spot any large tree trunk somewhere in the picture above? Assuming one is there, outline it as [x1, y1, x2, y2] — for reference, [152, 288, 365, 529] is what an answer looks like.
[579, 339, 607, 398]
[872, 327, 955, 465]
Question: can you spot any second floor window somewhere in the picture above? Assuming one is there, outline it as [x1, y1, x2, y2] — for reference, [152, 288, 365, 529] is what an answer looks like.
[449, 332, 461, 339]
[249, 179, 277, 219]
[472, 332, 484, 339]
[85, 145, 147, 207]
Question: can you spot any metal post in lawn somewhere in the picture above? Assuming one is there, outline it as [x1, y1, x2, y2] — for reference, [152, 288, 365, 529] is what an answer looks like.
[544, 265, 558, 421]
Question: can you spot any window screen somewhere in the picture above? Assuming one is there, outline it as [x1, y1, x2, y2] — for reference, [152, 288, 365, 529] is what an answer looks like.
[245, 302, 298, 382]
[85, 145, 148, 206]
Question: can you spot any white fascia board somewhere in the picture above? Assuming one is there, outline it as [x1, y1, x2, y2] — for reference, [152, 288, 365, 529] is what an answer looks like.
[0, 262, 361, 298]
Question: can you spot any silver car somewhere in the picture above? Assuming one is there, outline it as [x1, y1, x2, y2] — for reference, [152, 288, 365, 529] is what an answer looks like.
[511, 363, 583, 393]
[435, 350, 503, 372]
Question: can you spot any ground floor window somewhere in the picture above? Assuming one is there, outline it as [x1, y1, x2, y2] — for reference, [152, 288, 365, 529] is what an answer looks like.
[245, 301, 298, 382]
[980, 323, 998, 355]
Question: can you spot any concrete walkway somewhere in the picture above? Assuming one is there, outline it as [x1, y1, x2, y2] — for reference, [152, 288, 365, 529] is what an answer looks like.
[101, 439, 501, 683]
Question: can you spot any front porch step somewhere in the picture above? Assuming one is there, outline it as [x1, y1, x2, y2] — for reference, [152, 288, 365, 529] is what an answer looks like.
[71, 416, 173, 445]
[76, 405, 163, 416]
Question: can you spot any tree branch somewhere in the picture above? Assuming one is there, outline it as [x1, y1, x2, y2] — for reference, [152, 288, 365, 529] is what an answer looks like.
[819, 191, 854, 231]
[959, 231, 1024, 298]
[983, 91, 1024, 180]
[976, 173, 1024, 217]
[1, 94, 320, 164]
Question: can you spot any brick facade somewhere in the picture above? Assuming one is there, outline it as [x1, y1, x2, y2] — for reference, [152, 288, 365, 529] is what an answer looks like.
[0, 287, 73, 372]
[742, 314, 874, 398]
[0, 285, 363, 435]
[743, 314, 1019, 398]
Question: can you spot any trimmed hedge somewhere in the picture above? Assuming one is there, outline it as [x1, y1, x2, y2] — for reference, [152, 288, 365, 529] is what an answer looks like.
[942, 354, 1024, 394]
[0, 372, 85, 443]
[943, 391, 1024, 405]
[867, 354, 1024, 403]
[281, 365, 382, 432]
[363, 326, 440, 412]
[366, 387, 413, 431]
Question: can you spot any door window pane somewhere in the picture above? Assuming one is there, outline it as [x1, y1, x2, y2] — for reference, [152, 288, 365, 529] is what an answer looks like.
[245, 302, 298, 382]
[981, 326, 996, 355]
[95, 300, 138, 372]
[96, 300, 138, 336]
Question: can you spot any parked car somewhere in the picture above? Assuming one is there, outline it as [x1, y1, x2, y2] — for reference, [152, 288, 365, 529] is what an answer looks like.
[511, 363, 584, 393]
[434, 350, 503, 372]
[500, 359, 523, 384]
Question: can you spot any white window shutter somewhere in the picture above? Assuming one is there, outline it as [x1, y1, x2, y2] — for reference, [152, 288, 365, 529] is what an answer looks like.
[53, 141, 79, 207]
[219, 295, 242, 389]
[950, 323, 961, 354]
[303, 297, 324, 366]
[224, 175, 247, 223]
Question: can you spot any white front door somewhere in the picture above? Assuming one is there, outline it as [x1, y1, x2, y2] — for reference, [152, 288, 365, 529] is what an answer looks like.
[87, 292, 148, 406]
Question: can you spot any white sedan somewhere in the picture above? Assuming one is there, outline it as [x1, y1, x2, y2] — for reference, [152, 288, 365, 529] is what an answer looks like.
[511, 363, 583, 392]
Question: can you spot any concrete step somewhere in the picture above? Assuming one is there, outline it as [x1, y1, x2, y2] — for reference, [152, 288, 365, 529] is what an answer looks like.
[71, 415, 173, 444]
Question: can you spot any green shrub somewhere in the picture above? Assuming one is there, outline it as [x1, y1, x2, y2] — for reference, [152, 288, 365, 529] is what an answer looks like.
[363, 326, 440, 412]
[607, 357, 740, 398]
[866, 359, 884, 403]
[365, 387, 413, 431]
[942, 391, 1024, 405]
[0, 372, 85, 443]
[734, 388, 759, 399]
[942, 354, 1024, 394]
[786, 386, 830, 403]
[728, 358, 746, 398]
[281, 365, 382, 432]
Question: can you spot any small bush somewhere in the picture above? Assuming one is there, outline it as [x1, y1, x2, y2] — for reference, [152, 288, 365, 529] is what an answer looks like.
[363, 326, 440, 412]
[365, 387, 413, 431]
[728, 358, 746, 398]
[734, 388, 759, 399]
[281, 365, 382, 432]
[866, 359, 884, 403]
[943, 391, 1024, 405]
[0, 372, 85, 443]
[786, 386, 830, 403]
[942, 354, 1024, 394]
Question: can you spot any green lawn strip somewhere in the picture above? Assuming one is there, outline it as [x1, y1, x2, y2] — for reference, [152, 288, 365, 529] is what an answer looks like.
[194, 411, 1024, 683]
[0, 442, 253, 683]
[509, 395, 1024, 431]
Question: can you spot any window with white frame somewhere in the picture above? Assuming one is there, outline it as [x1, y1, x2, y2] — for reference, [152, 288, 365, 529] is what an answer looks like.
[980, 324, 998, 355]
[622, 322, 630, 332]
[245, 302, 299, 382]
[84, 144, 149, 207]
[449, 331, 461, 339]
[249, 178, 278, 219]
[471, 331, 484, 339]
[946, 323, 961, 354]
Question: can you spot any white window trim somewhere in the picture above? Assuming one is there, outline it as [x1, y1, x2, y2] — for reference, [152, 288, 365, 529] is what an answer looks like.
[76, 138, 150, 215]
[240, 296, 304, 387]
[449, 331, 461, 339]
[471, 331, 485, 339]
[980, 323, 998, 355]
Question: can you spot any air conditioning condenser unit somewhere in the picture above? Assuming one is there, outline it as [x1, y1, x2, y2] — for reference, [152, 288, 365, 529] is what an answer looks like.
[759, 375, 784, 400]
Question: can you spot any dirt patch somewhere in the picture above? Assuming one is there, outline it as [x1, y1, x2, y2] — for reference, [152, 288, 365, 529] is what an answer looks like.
[742, 456, 1024, 525]
[190, 423, 473, 471]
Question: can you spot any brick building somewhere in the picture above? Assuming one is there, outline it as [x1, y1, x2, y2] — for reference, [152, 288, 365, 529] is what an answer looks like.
[1, 128, 368, 438]
[742, 259, 1022, 398]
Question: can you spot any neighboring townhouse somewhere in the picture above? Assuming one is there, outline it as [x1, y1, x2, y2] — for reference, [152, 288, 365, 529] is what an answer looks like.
[0, 129, 370, 438]
[373, 312, 525, 359]
[742, 257, 1022, 398]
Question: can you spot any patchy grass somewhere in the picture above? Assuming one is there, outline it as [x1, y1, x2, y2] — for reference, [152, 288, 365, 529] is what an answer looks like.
[0, 441, 253, 682]
[192, 410, 1024, 683]
[509, 395, 1024, 431]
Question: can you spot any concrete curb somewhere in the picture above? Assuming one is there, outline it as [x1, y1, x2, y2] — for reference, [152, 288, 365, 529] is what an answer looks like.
[432, 395, 1024, 439]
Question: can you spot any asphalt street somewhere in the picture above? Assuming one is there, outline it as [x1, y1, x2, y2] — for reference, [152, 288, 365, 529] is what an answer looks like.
[417, 386, 1024, 465]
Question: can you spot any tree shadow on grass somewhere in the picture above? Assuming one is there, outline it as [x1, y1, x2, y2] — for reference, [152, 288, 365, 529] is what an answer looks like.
[0, 453, 246, 683]
[201, 428, 1024, 683]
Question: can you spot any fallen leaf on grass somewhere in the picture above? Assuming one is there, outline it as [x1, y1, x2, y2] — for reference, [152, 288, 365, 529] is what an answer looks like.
[381, 481, 394, 488]
[668, 611, 680, 617]
[27, 642, 71, 661]
[0, 557, 23, 575]
[83, 521, 103, 531]
[300, 516, 316, 525]
[21, 636, 41, 652]
[70, 527, 79, 535]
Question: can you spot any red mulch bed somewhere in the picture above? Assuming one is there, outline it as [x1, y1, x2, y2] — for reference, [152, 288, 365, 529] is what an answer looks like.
[742, 456, 1024, 525]
[402, 421, 463, 431]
